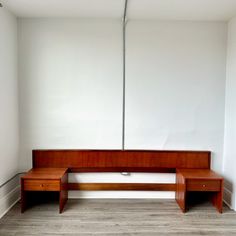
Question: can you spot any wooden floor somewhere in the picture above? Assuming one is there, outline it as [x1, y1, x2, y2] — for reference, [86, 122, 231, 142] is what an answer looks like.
[0, 199, 236, 235]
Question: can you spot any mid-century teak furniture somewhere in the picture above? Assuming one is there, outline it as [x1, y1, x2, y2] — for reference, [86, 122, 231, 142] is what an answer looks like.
[176, 169, 223, 213]
[21, 150, 224, 213]
[21, 168, 68, 213]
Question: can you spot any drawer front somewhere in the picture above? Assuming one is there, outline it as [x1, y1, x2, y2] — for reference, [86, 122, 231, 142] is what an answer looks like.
[24, 180, 60, 191]
[186, 179, 221, 191]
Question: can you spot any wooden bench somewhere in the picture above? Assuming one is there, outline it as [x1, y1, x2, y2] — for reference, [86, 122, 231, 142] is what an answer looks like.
[21, 149, 223, 213]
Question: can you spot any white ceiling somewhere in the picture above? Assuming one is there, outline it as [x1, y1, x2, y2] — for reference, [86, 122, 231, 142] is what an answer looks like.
[128, 0, 236, 21]
[2, 0, 236, 21]
[1, 0, 125, 18]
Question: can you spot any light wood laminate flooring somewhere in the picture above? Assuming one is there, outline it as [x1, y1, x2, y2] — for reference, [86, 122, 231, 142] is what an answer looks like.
[0, 199, 236, 235]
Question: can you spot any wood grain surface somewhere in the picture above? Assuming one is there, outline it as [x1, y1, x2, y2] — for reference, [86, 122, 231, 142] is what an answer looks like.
[33, 149, 211, 171]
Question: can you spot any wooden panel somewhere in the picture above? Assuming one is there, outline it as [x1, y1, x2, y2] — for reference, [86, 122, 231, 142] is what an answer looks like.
[69, 167, 176, 173]
[22, 168, 68, 180]
[21, 178, 27, 213]
[186, 179, 221, 192]
[175, 172, 186, 212]
[211, 180, 224, 213]
[24, 179, 60, 191]
[176, 169, 222, 179]
[33, 150, 211, 171]
[68, 183, 176, 191]
[59, 173, 68, 213]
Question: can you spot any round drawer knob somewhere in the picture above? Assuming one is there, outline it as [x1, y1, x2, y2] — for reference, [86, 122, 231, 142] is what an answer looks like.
[202, 184, 206, 187]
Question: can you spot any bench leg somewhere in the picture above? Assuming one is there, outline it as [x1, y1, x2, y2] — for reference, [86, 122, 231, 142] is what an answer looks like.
[59, 173, 68, 213]
[21, 179, 27, 213]
[176, 172, 187, 213]
[211, 180, 223, 213]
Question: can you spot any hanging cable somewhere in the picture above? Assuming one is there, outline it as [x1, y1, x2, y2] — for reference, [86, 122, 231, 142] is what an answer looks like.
[122, 0, 128, 150]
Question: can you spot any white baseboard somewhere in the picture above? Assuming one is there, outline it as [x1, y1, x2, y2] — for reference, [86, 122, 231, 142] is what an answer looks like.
[0, 175, 21, 219]
[223, 187, 235, 210]
[0, 188, 20, 219]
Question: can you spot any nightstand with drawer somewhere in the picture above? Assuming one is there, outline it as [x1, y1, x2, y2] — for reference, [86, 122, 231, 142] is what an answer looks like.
[21, 168, 68, 213]
[176, 169, 224, 213]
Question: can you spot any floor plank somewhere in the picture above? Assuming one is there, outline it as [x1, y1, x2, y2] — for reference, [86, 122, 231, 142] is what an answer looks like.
[0, 199, 236, 235]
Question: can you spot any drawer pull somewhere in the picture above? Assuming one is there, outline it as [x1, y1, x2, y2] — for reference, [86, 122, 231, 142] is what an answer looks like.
[202, 184, 206, 187]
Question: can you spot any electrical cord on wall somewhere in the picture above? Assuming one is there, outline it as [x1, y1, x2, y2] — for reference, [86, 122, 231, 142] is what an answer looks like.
[122, 0, 128, 150]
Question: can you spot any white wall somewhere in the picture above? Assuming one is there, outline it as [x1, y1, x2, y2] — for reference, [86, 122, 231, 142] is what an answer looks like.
[0, 7, 20, 217]
[18, 19, 123, 170]
[18, 19, 173, 199]
[223, 16, 236, 210]
[0, 7, 19, 188]
[18, 19, 228, 199]
[126, 21, 227, 173]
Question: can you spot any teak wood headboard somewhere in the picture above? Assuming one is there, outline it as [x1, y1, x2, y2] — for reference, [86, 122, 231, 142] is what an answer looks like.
[33, 149, 211, 173]
[32, 149, 211, 192]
